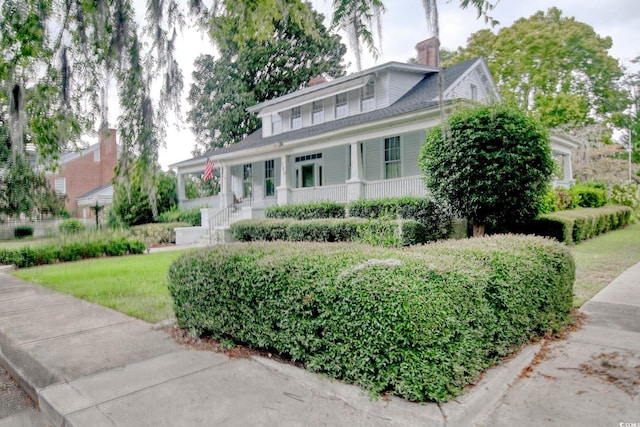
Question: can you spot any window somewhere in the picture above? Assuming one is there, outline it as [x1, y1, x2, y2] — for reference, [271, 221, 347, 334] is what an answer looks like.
[93, 149, 100, 162]
[384, 136, 401, 179]
[54, 177, 66, 194]
[271, 113, 282, 134]
[291, 106, 302, 130]
[470, 84, 478, 101]
[243, 164, 252, 198]
[335, 93, 348, 118]
[312, 100, 324, 124]
[361, 80, 375, 112]
[264, 159, 275, 197]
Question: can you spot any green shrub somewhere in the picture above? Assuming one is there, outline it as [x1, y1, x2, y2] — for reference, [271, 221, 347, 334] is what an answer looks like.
[158, 207, 202, 226]
[105, 237, 130, 256]
[348, 196, 451, 241]
[526, 206, 632, 244]
[231, 218, 426, 247]
[58, 242, 85, 262]
[168, 235, 574, 403]
[610, 183, 640, 223]
[58, 219, 86, 234]
[569, 184, 607, 208]
[130, 222, 189, 246]
[265, 201, 346, 220]
[13, 225, 34, 239]
[0, 235, 146, 268]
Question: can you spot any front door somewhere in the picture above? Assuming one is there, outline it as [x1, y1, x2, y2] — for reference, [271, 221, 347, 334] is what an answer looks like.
[302, 164, 314, 188]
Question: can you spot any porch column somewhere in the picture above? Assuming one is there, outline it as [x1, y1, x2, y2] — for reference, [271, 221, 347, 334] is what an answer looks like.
[346, 142, 364, 202]
[277, 154, 290, 205]
[563, 154, 573, 183]
[220, 163, 233, 207]
[177, 172, 186, 202]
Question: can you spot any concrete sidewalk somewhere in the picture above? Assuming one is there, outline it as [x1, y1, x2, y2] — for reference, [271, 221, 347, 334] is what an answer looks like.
[481, 261, 640, 426]
[0, 261, 638, 427]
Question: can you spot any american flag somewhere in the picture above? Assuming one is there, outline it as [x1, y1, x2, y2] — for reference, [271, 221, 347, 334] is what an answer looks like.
[203, 158, 214, 182]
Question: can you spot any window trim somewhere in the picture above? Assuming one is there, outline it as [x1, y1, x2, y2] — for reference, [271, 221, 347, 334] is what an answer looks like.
[384, 136, 401, 179]
[54, 177, 66, 195]
[361, 80, 375, 112]
[312, 100, 324, 124]
[271, 112, 282, 134]
[335, 93, 348, 119]
[264, 159, 275, 198]
[291, 106, 302, 130]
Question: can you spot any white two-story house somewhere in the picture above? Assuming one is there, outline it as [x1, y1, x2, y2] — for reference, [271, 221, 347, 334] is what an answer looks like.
[171, 38, 577, 243]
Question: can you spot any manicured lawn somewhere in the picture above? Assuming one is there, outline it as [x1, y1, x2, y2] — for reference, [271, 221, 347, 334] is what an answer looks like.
[570, 221, 640, 306]
[8, 222, 640, 323]
[12, 250, 190, 323]
[0, 236, 58, 249]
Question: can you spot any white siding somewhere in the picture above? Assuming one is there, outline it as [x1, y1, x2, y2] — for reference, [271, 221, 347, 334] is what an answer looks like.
[402, 130, 425, 177]
[447, 68, 495, 103]
[364, 139, 383, 181]
[386, 70, 425, 105]
[323, 146, 347, 185]
[230, 165, 243, 199]
[373, 75, 387, 110]
[253, 161, 264, 201]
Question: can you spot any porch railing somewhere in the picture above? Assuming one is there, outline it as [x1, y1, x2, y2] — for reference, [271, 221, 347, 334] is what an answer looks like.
[179, 195, 221, 210]
[290, 184, 348, 204]
[363, 176, 427, 199]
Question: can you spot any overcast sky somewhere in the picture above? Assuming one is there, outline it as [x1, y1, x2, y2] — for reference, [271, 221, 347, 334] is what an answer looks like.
[122, 0, 640, 169]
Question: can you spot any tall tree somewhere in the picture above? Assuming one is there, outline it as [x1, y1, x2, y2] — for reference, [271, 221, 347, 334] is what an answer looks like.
[188, 4, 346, 152]
[447, 8, 626, 128]
[331, 0, 496, 70]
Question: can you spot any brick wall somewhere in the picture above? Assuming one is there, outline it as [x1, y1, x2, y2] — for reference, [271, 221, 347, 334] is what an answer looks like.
[48, 128, 118, 217]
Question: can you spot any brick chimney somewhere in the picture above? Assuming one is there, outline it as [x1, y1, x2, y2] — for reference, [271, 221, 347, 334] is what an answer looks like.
[99, 127, 118, 184]
[415, 37, 440, 67]
[308, 75, 328, 87]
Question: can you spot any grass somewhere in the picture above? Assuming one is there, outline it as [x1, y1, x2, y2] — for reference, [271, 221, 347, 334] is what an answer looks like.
[8, 222, 640, 324]
[12, 250, 190, 323]
[570, 221, 640, 306]
[0, 236, 58, 249]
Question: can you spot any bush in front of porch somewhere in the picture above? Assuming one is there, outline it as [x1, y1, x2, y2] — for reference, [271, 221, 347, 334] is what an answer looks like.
[230, 217, 427, 246]
[265, 201, 346, 220]
[167, 235, 574, 402]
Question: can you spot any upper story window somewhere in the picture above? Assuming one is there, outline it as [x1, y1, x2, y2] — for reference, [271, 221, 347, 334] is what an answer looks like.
[361, 80, 375, 112]
[384, 136, 401, 179]
[54, 177, 66, 194]
[335, 93, 348, 119]
[470, 83, 478, 101]
[271, 112, 282, 134]
[312, 100, 324, 124]
[291, 106, 302, 130]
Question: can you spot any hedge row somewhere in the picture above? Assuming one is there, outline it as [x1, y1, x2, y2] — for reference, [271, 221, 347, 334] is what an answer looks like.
[0, 236, 146, 268]
[130, 222, 190, 246]
[158, 207, 202, 226]
[265, 201, 346, 220]
[525, 205, 631, 244]
[347, 196, 452, 241]
[230, 218, 428, 246]
[168, 235, 574, 402]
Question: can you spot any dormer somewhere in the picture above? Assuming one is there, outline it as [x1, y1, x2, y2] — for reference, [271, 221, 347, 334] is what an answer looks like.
[249, 62, 439, 138]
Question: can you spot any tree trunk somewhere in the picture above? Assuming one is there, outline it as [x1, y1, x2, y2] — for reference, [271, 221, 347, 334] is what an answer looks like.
[472, 223, 485, 237]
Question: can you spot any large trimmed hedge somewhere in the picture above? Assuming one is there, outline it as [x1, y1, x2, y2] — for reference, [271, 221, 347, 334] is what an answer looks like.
[348, 196, 452, 241]
[168, 235, 574, 402]
[525, 205, 631, 244]
[0, 236, 146, 268]
[265, 201, 346, 220]
[230, 217, 427, 246]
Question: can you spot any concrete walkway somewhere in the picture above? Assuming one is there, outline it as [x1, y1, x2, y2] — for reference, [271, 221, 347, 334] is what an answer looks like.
[0, 259, 638, 426]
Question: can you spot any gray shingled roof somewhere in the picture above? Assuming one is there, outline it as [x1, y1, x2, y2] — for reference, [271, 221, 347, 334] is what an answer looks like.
[185, 57, 481, 163]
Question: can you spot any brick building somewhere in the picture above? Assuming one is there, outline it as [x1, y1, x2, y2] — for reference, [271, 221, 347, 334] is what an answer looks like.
[48, 128, 120, 218]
